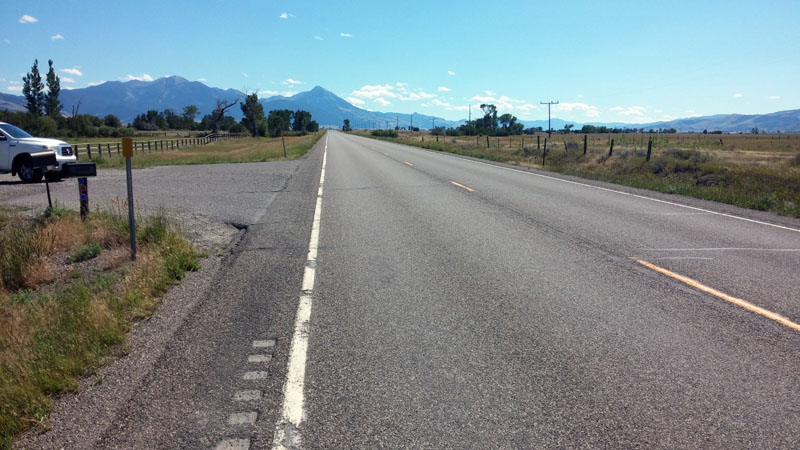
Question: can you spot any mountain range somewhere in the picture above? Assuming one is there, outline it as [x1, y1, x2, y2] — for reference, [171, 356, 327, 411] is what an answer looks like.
[1, 76, 798, 132]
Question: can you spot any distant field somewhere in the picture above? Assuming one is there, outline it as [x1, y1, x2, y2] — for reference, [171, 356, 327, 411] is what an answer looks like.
[90, 132, 325, 169]
[357, 131, 800, 217]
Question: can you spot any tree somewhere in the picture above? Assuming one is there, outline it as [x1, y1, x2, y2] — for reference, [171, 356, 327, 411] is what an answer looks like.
[307, 120, 319, 132]
[479, 104, 498, 134]
[343, 119, 352, 132]
[240, 93, 264, 137]
[182, 104, 199, 122]
[44, 59, 62, 118]
[267, 109, 293, 137]
[104, 114, 121, 128]
[292, 110, 312, 132]
[22, 59, 45, 116]
[211, 98, 239, 132]
[563, 124, 574, 133]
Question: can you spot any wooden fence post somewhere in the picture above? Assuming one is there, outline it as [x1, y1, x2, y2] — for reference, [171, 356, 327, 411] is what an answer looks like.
[583, 134, 587, 155]
[537, 135, 540, 151]
[117, 143, 120, 154]
[646, 137, 652, 161]
[486, 135, 489, 148]
[542, 138, 547, 165]
[608, 138, 614, 157]
[87, 144, 92, 160]
[107, 143, 111, 157]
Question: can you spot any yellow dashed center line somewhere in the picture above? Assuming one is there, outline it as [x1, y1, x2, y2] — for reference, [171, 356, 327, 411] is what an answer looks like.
[450, 180, 475, 192]
[404, 161, 414, 167]
[636, 259, 800, 333]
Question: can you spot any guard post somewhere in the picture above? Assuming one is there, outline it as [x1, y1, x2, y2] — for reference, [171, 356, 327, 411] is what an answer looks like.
[61, 161, 97, 221]
[122, 138, 136, 260]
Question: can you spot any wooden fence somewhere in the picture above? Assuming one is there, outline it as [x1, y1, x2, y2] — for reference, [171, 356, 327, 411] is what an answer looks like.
[73, 132, 248, 160]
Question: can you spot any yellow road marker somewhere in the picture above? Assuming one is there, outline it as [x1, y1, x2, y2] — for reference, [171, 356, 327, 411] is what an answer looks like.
[636, 259, 800, 333]
[382, 152, 389, 156]
[450, 180, 475, 192]
[404, 161, 414, 167]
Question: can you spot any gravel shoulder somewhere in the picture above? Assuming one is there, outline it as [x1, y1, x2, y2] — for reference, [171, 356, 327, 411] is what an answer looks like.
[9, 150, 319, 448]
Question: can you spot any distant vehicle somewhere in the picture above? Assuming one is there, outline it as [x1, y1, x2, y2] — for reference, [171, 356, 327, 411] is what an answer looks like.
[0, 122, 76, 182]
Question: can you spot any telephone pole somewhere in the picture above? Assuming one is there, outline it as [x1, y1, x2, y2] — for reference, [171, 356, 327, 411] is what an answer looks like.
[540, 100, 559, 137]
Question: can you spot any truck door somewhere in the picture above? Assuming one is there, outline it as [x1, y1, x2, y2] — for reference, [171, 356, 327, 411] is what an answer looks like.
[0, 131, 9, 171]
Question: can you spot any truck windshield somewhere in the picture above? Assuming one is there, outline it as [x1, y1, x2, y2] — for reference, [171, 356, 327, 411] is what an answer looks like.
[0, 123, 33, 139]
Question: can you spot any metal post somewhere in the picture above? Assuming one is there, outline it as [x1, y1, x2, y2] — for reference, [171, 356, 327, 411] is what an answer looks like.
[126, 158, 136, 260]
[78, 177, 89, 221]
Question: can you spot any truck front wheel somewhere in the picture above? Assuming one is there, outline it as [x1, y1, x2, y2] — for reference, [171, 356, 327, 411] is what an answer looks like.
[17, 159, 44, 183]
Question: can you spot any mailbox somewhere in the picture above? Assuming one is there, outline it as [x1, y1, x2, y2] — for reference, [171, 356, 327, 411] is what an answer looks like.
[29, 151, 57, 168]
[62, 162, 97, 178]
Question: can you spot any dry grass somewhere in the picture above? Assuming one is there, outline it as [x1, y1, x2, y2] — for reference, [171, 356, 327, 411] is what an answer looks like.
[88, 132, 325, 169]
[0, 206, 198, 448]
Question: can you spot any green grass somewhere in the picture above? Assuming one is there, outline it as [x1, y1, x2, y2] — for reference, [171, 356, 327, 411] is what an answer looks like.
[66, 242, 102, 264]
[0, 207, 199, 448]
[357, 131, 800, 218]
[86, 132, 324, 169]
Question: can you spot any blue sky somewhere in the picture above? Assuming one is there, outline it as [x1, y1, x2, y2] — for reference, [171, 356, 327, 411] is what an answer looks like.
[2, 0, 799, 123]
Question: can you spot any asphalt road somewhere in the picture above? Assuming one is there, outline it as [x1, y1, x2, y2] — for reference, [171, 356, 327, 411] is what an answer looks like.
[14, 131, 800, 449]
[301, 131, 800, 449]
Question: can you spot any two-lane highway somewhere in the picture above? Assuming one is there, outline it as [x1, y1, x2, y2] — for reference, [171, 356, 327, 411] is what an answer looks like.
[282, 130, 799, 449]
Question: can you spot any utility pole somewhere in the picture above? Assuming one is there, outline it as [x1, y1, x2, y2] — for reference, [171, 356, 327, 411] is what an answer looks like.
[432, 118, 436, 130]
[410, 114, 413, 131]
[540, 100, 559, 137]
[396, 114, 399, 130]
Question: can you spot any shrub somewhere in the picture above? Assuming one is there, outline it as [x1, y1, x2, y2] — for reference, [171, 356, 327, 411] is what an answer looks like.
[371, 129, 398, 138]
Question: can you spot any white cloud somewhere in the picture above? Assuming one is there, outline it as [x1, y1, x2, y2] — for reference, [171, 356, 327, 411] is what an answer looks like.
[555, 102, 600, 117]
[19, 15, 38, 24]
[124, 73, 154, 82]
[769, 95, 780, 100]
[733, 93, 743, 98]
[87, 81, 104, 86]
[346, 96, 365, 105]
[339, 33, 352, 37]
[517, 103, 536, 111]
[352, 84, 399, 99]
[374, 98, 391, 106]
[282, 78, 302, 85]
[279, 12, 294, 19]
[61, 77, 75, 83]
[432, 99, 451, 107]
[420, 103, 429, 107]
[3, 39, 10, 44]
[654, 109, 663, 113]
[447, 70, 455, 76]
[8, 80, 20, 85]
[403, 90, 436, 101]
[242, 72, 249, 78]
[50, 34, 64, 40]
[196, 77, 207, 82]
[314, 36, 324, 40]
[7, 86, 22, 91]
[281, 91, 297, 97]
[484, 90, 496, 96]
[685, 110, 701, 118]
[438, 86, 451, 92]
[610, 105, 646, 116]
[259, 89, 279, 96]
[468, 93, 525, 111]
[61, 68, 83, 76]
[577, 94, 584, 99]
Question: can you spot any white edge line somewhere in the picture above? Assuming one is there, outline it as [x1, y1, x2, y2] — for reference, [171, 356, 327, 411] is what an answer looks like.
[272, 134, 327, 450]
[360, 133, 800, 234]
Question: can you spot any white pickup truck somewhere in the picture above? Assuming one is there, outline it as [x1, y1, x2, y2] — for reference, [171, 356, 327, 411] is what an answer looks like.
[0, 121, 77, 182]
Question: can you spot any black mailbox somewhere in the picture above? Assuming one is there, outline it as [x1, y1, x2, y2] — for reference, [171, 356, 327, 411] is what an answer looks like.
[29, 151, 57, 168]
[62, 162, 97, 178]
